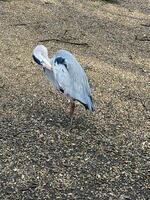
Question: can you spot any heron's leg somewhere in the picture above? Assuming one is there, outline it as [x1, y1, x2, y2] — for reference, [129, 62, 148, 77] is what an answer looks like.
[69, 100, 75, 126]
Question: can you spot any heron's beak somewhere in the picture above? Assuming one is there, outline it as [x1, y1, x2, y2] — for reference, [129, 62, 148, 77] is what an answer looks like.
[42, 57, 52, 70]
[42, 63, 52, 70]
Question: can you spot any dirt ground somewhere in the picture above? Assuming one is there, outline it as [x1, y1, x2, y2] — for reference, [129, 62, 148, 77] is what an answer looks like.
[0, 0, 150, 199]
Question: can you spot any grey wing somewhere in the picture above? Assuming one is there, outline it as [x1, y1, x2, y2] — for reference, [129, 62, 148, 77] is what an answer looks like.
[54, 50, 94, 111]
[40, 58, 59, 90]
[43, 68, 60, 90]
[52, 61, 72, 95]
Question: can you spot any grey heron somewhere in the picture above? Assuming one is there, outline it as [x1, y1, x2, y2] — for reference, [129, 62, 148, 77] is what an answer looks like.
[32, 45, 94, 125]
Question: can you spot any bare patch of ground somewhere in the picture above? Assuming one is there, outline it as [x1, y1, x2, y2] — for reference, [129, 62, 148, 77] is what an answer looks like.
[0, 0, 149, 199]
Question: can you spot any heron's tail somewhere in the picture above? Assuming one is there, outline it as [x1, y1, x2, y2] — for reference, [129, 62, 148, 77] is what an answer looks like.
[87, 95, 94, 112]
[75, 96, 94, 112]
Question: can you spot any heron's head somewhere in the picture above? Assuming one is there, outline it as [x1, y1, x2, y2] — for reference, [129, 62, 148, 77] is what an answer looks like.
[32, 45, 52, 70]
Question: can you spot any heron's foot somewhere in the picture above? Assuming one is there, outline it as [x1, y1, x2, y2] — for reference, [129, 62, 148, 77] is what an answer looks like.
[67, 116, 73, 130]
[70, 116, 73, 126]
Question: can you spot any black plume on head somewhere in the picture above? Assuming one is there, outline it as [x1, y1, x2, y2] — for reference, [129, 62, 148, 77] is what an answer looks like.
[32, 55, 42, 65]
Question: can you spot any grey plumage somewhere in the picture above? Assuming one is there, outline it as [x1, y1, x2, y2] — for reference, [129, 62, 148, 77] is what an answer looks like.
[32, 45, 94, 123]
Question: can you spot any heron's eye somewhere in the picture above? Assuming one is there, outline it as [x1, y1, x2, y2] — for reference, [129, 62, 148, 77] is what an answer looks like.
[32, 55, 42, 65]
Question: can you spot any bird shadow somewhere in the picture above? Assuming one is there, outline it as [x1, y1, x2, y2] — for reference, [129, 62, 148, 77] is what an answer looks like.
[30, 99, 96, 133]
[100, 0, 119, 4]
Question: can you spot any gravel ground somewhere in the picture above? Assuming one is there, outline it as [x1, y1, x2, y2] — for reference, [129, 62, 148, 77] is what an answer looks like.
[0, 0, 150, 199]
